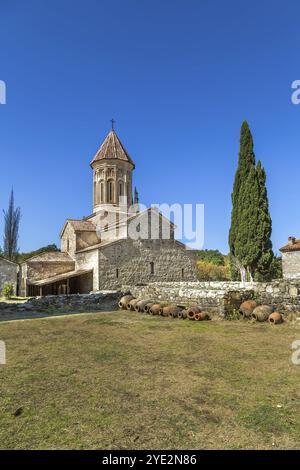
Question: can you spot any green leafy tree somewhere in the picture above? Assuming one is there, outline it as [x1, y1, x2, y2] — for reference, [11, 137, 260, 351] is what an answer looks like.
[196, 250, 230, 281]
[2, 283, 14, 299]
[16, 244, 59, 264]
[196, 260, 230, 281]
[197, 249, 226, 266]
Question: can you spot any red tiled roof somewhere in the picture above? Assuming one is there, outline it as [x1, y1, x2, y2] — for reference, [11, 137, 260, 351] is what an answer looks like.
[280, 239, 300, 252]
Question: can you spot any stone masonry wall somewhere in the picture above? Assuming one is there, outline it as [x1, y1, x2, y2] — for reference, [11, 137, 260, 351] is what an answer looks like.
[1, 279, 300, 320]
[0, 258, 18, 295]
[26, 260, 75, 283]
[75, 249, 99, 291]
[98, 238, 198, 290]
[127, 280, 300, 317]
[0, 291, 123, 320]
[282, 251, 300, 279]
[61, 224, 76, 256]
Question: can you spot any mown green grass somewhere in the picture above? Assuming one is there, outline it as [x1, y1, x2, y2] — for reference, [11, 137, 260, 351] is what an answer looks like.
[0, 296, 29, 304]
[0, 311, 300, 449]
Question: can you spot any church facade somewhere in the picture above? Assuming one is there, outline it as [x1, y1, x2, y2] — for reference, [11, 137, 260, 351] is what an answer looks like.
[20, 128, 198, 296]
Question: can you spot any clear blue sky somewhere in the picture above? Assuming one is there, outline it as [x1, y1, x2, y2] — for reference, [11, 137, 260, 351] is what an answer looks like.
[0, 0, 299, 254]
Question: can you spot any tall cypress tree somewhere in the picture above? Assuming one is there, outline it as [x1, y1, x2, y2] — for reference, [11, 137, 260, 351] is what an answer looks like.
[3, 189, 21, 261]
[229, 122, 274, 281]
[234, 163, 260, 280]
[255, 161, 274, 280]
[229, 121, 256, 279]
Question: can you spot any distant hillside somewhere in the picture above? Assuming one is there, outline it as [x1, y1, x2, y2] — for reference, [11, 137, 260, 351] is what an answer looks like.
[17, 244, 59, 264]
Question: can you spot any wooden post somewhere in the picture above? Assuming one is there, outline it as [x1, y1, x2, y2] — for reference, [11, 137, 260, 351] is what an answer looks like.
[39, 286, 42, 297]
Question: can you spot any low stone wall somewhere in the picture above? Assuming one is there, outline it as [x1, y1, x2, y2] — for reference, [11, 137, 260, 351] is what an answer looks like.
[2, 280, 300, 321]
[126, 280, 300, 317]
[253, 280, 300, 312]
[0, 291, 124, 321]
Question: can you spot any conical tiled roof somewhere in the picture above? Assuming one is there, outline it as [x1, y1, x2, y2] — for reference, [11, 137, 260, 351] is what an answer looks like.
[90, 130, 135, 167]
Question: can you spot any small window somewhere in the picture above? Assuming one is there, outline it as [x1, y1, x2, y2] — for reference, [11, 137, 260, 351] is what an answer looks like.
[116, 268, 119, 278]
[100, 181, 104, 202]
[150, 262, 154, 275]
[67, 239, 70, 251]
[119, 182, 124, 197]
[107, 180, 114, 203]
[181, 268, 184, 279]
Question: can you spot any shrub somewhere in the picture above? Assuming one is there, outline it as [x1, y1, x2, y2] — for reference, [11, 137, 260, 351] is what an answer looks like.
[2, 283, 14, 299]
[226, 308, 241, 321]
[196, 260, 230, 281]
[196, 249, 226, 266]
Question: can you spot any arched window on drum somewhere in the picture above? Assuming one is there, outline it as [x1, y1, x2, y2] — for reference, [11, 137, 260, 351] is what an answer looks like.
[119, 181, 124, 202]
[107, 179, 115, 203]
[100, 180, 104, 203]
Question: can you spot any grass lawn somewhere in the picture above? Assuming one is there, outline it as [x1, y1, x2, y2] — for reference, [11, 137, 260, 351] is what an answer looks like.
[0, 311, 300, 449]
[0, 296, 29, 304]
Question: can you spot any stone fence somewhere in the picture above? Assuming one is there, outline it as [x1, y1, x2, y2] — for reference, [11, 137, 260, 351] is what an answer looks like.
[1, 280, 300, 321]
[0, 291, 124, 321]
[125, 280, 300, 317]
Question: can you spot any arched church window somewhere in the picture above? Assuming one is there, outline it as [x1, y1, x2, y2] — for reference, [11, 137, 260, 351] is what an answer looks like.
[119, 181, 124, 197]
[100, 181, 104, 203]
[107, 180, 114, 203]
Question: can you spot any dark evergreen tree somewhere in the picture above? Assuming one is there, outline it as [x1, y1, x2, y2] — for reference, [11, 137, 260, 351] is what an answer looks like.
[3, 189, 21, 261]
[229, 121, 274, 281]
[234, 163, 260, 280]
[229, 121, 256, 280]
[254, 161, 274, 280]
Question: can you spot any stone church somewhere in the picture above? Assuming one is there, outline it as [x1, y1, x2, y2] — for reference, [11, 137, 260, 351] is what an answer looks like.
[20, 127, 197, 296]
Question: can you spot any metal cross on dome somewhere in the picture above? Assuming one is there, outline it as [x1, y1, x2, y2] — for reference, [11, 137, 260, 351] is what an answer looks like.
[110, 118, 115, 131]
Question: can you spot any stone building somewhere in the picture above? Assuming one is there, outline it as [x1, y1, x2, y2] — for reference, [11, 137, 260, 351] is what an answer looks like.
[280, 236, 300, 279]
[0, 257, 18, 295]
[20, 127, 197, 296]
